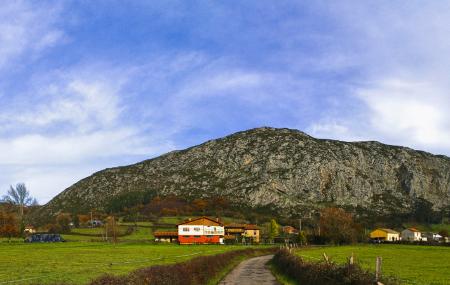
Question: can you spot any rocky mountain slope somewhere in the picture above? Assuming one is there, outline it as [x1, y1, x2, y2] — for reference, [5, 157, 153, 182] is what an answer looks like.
[43, 127, 450, 217]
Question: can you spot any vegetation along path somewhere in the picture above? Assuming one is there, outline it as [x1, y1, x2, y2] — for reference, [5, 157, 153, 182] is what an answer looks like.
[219, 255, 279, 285]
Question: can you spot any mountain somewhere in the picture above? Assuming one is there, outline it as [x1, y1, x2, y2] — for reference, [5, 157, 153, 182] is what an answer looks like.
[42, 127, 450, 219]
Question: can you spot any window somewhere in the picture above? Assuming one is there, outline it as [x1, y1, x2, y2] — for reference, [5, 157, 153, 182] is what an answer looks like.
[183, 236, 190, 238]
[183, 227, 189, 232]
[194, 235, 201, 238]
[194, 227, 201, 231]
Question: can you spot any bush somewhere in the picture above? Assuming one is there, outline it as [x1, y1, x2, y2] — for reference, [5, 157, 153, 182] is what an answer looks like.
[90, 248, 275, 285]
[272, 249, 398, 285]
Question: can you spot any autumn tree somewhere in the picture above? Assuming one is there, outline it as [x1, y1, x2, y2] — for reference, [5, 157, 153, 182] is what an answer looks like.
[77, 214, 90, 227]
[319, 207, 359, 244]
[0, 211, 19, 241]
[192, 199, 208, 214]
[56, 213, 72, 233]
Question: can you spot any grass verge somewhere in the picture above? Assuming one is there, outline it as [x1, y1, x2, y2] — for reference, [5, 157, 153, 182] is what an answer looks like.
[89, 248, 276, 285]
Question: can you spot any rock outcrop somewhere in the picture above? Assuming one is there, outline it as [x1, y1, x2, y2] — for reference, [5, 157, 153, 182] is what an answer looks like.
[43, 127, 450, 216]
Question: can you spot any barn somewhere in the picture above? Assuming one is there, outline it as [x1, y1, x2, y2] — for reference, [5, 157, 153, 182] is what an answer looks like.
[177, 217, 224, 244]
[369, 228, 400, 242]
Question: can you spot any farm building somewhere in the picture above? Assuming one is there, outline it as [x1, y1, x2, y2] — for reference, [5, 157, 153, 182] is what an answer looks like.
[177, 216, 224, 244]
[369, 228, 400, 241]
[224, 223, 260, 243]
[401, 228, 422, 241]
[422, 232, 443, 242]
[154, 231, 178, 243]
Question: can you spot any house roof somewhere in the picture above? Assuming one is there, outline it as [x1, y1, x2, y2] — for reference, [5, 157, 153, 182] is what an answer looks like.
[244, 224, 260, 230]
[377, 228, 399, 234]
[178, 216, 223, 226]
[406, 228, 420, 232]
[225, 223, 260, 230]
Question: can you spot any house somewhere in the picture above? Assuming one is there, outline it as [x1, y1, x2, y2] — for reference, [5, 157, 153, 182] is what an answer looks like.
[422, 232, 443, 242]
[224, 223, 261, 243]
[369, 228, 400, 242]
[282, 226, 298, 235]
[24, 225, 36, 234]
[154, 231, 178, 243]
[243, 224, 260, 243]
[401, 228, 422, 241]
[177, 217, 224, 244]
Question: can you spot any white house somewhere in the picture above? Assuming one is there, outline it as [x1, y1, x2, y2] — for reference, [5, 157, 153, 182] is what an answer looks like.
[177, 217, 224, 244]
[401, 228, 422, 241]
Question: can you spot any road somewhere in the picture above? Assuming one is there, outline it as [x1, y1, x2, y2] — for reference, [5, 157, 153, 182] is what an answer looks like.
[219, 255, 280, 285]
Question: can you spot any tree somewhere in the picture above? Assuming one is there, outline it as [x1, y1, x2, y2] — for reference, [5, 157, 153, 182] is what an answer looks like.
[192, 199, 208, 214]
[2, 183, 37, 217]
[0, 211, 19, 241]
[56, 213, 72, 233]
[298, 230, 307, 246]
[319, 207, 359, 244]
[268, 219, 280, 243]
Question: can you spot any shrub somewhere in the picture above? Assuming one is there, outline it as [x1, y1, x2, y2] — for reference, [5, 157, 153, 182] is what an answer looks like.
[90, 248, 275, 285]
[272, 249, 398, 285]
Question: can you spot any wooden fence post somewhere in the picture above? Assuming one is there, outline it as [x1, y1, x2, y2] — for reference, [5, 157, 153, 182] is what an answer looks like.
[375, 256, 382, 281]
[349, 252, 354, 265]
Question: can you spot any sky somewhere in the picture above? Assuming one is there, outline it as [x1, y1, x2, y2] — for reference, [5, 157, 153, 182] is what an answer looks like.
[1, 1, 450, 203]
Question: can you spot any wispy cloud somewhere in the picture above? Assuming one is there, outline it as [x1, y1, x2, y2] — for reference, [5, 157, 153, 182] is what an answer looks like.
[0, 1, 65, 69]
[307, 2, 450, 155]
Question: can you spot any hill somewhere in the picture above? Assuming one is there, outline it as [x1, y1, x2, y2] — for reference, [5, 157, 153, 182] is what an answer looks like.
[42, 127, 450, 221]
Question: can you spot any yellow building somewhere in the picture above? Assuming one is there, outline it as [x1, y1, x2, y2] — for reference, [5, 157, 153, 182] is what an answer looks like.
[243, 225, 260, 243]
[225, 224, 260, 243]
[370, 228, 400, 241]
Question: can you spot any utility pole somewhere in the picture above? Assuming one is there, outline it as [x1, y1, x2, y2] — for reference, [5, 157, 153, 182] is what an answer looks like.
[90, 211, 93, 228]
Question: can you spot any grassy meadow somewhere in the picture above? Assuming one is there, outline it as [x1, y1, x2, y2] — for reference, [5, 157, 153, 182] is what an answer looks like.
[295, 244, 450, 285]
[0, 242, 255, 284]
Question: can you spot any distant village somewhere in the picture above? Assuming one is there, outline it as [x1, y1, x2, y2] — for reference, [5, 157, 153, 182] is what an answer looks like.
[150, 216, 450, 245]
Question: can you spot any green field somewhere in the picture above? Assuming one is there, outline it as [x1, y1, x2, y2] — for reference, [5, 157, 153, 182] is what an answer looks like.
[0, 242, 256, 284]
[295, 244, 450, 285]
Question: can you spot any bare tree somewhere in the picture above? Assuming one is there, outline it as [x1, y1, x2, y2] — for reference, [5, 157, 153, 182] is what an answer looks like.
[2, 183, 37, 218]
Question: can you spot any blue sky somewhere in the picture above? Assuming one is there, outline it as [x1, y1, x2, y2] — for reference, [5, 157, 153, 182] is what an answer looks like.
[1, 1, 450, 203]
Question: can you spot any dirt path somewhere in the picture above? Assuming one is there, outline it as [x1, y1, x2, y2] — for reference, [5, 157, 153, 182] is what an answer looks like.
[219, 255, 280, 285]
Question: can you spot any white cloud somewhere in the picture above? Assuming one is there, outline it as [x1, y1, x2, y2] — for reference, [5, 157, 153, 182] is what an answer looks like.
[306, 2, 450, 155]
[0, 64, 175, 202]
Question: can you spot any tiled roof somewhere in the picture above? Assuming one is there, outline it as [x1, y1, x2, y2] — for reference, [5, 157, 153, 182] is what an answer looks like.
[379, 228, 399, 234]
[178, 216, 223, 226]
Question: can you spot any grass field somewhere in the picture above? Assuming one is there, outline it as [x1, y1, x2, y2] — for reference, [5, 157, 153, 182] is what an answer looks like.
[295, 244, 450, 285]
[0, 242, 257, 284]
